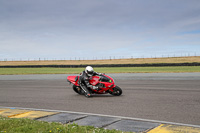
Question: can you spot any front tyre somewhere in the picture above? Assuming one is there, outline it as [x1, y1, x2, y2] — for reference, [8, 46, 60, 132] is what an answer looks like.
[110, 86, 122, 96]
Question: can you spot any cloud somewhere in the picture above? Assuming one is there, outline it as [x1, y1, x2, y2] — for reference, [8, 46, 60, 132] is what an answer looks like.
[0, 0, 200, 60]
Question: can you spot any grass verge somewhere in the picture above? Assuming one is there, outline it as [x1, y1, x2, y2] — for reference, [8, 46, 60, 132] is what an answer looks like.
[0, 116, 128, 133]
[0, 66, 200, 75]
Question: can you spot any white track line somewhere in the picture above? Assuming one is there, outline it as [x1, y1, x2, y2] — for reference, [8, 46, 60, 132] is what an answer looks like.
[1, 106, 200, 128]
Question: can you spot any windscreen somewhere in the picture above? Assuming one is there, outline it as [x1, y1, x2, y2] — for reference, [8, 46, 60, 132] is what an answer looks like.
[100, 75, 112, 83]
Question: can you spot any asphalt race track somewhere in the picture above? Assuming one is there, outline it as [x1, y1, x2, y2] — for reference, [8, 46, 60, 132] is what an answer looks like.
[0, 73, 200, 125]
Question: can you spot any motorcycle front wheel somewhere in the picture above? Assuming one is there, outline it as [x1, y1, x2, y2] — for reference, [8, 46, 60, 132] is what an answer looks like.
[110, 86, 122, 96]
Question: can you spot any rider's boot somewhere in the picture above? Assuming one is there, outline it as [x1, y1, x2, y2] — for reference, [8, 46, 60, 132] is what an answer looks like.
[85, 93, 91, 98]
[81, 84, 91, 98]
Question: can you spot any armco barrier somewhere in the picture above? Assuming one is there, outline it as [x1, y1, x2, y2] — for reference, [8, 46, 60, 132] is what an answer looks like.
[0, 62, 200, 68]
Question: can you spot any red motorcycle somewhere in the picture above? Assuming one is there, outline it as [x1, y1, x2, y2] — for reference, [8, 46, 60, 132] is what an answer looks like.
[67, 74, 122, 97]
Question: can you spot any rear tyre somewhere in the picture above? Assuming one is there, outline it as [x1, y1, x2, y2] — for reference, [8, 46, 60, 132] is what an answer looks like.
[73, 84, 82, 95]
[110, 86, 122, 96]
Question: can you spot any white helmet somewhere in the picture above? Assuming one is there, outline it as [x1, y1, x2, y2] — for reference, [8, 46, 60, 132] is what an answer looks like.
[85, 66, 94, 76]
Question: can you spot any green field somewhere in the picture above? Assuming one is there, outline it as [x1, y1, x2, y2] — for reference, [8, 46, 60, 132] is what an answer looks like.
[0, 66, 200, 75]
[0, 116, 127, 133]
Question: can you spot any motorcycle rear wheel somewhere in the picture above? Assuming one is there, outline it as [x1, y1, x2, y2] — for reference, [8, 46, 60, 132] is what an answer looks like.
[110, 86, 122, 96]
[73, 84, 83, 95]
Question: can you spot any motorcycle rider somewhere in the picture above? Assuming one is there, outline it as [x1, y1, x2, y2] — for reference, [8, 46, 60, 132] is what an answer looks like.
[79, 66, 102, 97]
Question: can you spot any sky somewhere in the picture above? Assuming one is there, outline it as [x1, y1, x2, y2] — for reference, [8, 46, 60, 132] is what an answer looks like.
[0, 0, 200, 60]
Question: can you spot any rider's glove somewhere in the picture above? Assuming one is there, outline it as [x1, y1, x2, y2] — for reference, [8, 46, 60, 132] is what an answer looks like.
[100, 73, 105, 75]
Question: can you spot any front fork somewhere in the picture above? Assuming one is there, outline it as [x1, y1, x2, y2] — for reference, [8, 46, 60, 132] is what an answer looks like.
[108, 85, 116, 93]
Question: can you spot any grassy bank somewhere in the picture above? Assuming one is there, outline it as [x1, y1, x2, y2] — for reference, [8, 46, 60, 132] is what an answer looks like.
[0, 66, 200, 75]
[0, 116, 127, 133]
[1, 56, 200, 66]
[0, 56, 199, 74]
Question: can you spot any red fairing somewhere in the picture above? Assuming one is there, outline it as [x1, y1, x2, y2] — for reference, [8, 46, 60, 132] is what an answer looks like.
[67, 76, 79, 86]
[89, 76, 100, 86]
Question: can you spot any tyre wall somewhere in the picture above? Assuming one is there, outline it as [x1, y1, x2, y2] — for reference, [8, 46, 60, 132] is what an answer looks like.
[0, 63, 200, 68]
